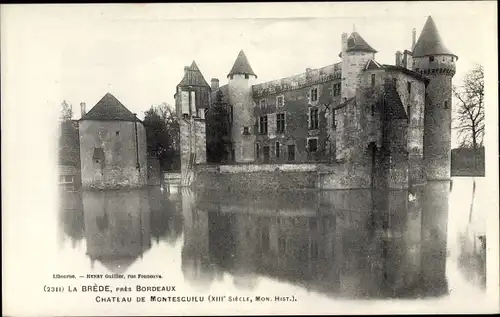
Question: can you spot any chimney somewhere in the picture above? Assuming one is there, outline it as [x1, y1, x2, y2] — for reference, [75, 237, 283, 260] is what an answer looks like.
[80, 102, 86, 118]
[395, 51, 402, 66]
[211, 78, 219, 91]
[412, 28, 416, 50]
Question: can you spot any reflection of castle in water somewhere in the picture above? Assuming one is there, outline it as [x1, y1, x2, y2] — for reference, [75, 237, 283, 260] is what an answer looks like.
[181, 183, 451, 298]
[82, 189, 151, 273]
[58, 188, 183, 274]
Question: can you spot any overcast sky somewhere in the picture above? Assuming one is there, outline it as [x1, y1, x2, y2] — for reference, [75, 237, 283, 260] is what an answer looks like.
[1, 2, 497, 148]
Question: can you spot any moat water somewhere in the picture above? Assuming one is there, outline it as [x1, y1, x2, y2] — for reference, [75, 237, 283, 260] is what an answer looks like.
[22, 177, 489, 314]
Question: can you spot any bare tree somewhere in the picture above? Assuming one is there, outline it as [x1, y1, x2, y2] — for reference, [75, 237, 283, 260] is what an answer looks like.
[59, 100, 73, 122]
[453, 65, 484, 149]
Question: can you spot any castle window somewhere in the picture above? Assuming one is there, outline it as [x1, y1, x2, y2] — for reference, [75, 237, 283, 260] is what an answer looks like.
[371, 104, 375, 117]
[228, 105, 233, 123]
[311, 240, 319, 260]
[275, 141, 280, 158]
[278, 236, 287, 253]
[243, 127, 250, 135]
[311, 88, 318, 102]
[263, 146, 270, 163]
[245, 74, 249, 79]
[332, 109, 336, 128]
[333, 83, 341, 96]
[287, 144, 295, 161]
[277, 113, 285, 133]
[259, 115, 268, 134]
[371, 74, 376, 87]
[392, 78, 397, 86]
[407, 81, 412, 94]
[444, 100, 449, 109]
[429, 56, 435, 62]
[407, 105, 411, 123]
[277, 96, 284, 107]
[307, 138, 318, 152]
[116, 131, 120, 136]
[260, 99, 266, 108]
[309, 218, 318, 230]
[256, 143, 260, 159]
[309, 108, 319, 130]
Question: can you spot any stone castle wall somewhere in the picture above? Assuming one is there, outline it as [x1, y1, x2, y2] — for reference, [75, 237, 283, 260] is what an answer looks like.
[228, 74, 257, 162]
[414, 55, 455, 180]
[253, 77, 342, 164]
[79, 120, 147, 189]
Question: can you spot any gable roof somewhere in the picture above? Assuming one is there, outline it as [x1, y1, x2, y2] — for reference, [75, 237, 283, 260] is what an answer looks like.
[228, 50, 257, 78]
[383, 83, 407, 120]
[346, 32, 378, 53]
[382, 64, 430, 84]
[177, 61, 210, 87]
[413, 16, 457, 59]
[81, 93, 139, 122]
[365, 59, 383, 70]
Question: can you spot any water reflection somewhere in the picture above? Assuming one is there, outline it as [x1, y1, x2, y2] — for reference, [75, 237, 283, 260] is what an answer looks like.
[58, 179, 486, 299]
[82, 189, 151, 273]
[58, 188, 183, 273]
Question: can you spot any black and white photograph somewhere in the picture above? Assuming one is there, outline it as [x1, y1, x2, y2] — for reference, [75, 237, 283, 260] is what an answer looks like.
[2, 2, 498, 315]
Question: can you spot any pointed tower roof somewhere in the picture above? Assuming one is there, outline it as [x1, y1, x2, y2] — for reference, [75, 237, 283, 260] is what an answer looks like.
[177, 61, 210, 87]
[346, 32, 378, 53]
[227, 50, 257, 78]
[413, 16, 457, 59]
[81, 93, 139, 122]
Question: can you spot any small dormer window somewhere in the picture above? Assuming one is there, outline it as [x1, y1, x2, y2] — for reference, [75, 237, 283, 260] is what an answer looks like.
[347, 37, 355, 48]
[429, 56, 435, 62]
[245, 74, 249, 79]
[229, 75, 234, 80]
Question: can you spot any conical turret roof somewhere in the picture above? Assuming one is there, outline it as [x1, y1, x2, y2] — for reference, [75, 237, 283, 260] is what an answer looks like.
[413, 16, 457, 59]
[227, 50, 257, 78]
[346, 32, 377, 53]
[81, 93, 139, 122]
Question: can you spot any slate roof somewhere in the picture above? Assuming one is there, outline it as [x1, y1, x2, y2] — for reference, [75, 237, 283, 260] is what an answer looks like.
[177, 61, 210, 87]
[228, 50, 257, 78]
[382, 64, 430, 84]
[383, 84, 407, 120]
[346, 32, 378, 53]
[81, 93, 139, 122]
[413, 16, 457, 59]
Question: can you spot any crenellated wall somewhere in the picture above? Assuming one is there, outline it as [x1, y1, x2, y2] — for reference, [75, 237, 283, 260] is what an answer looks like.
[252, 63, 341, 99]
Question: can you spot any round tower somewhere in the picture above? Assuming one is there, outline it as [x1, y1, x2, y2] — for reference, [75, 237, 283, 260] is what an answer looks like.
[340, 31, 378, 101]
[413, 16, 457, 181]
[337, 30, 378, 162]
[227, 50, 257, 163]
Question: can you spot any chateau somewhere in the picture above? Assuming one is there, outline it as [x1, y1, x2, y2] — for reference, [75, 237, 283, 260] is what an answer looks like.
[175, 16, 457, 190]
